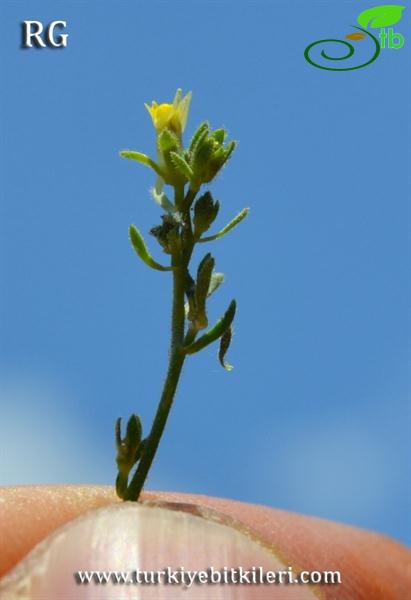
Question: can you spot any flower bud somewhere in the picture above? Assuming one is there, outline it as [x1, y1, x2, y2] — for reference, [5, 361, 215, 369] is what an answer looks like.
[115, 415, 142, 474]
[191, 128, 236, 186]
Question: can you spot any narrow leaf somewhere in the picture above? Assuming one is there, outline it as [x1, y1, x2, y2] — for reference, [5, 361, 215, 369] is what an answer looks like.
[170, 151, 194, 180]
[120, 150, 164, 178]
[200, 208, 249, 243]
[219, 327, 233, 371]
[195, 254, 215, 329]
[185, 271, 224, 316]
[129, 225, 172, 272]
[183, 300, 236, 355]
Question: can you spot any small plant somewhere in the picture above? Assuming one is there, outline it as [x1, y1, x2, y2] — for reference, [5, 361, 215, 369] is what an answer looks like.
[115, 89, 248, 501]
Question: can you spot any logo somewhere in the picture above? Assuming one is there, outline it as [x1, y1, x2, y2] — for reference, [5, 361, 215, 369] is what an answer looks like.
[21, 20, 69, 49]
[304, 5, 405, 71]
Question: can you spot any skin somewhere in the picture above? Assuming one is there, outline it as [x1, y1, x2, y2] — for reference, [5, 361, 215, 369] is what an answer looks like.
[0, 486, 410, 599]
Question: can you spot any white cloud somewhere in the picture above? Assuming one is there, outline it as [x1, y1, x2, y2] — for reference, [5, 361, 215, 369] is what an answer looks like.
[0, 374, 108, 485]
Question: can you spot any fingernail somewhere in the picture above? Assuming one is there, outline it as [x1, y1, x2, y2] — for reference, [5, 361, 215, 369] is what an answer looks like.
[0, 501, 316, 599]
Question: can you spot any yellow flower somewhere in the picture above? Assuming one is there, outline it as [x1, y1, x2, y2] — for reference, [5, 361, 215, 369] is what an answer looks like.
[145, 89, 192, 135]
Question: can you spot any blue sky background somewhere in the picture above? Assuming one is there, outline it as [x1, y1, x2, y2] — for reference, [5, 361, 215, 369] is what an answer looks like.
[1, 1, 410, 546]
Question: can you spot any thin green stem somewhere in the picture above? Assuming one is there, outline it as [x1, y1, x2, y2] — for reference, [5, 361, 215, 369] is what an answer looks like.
[184, 324, 197, 346]
[124, 269, 186, 500]
[124, 185, 196, 501]
[174, 184, 185, 211]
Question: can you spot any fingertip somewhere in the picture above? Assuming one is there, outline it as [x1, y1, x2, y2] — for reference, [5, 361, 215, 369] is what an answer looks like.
[1, 486, 410, 599]
[1, 501, 316, 599]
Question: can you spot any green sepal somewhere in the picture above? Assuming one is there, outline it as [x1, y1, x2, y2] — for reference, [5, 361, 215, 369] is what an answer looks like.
[157, 128, 180, 154]
[170, 151, 194, 180]
[157, 130, 186, 185]
[211, 140, 236, 177]
[188, 121, 210, 155]
[200, 207, 249, 243]
[183, 299, 236, 355]
[129, 225, 172, 271]
[120, 150, 164, 178]
[194, 253, 215, 330]
[211, 128, 226, 144]
[223, 140, 236, 162]
[219, 326, 234, 371]
[191, 137, 215, 179]
[193, 192, 220, 239]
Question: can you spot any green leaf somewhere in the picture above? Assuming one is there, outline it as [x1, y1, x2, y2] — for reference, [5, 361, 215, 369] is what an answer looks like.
[170, 151, 194, 180]
[208, 272, 224, 297]
[129, 225, 172, 272]
[195, 254, 215, 329]
[199, 208, 249, 243]
[219, 327, 233, 371]
[193, 192, 220, 239]
[357, 5, 405, 28]
[119, 150, 164, 178]
[185, 271, 224, 318]
[183, 299, 236, 355]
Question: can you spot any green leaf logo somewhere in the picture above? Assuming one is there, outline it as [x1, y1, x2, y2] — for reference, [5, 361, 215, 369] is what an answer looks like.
[357, 5, 406, 28]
